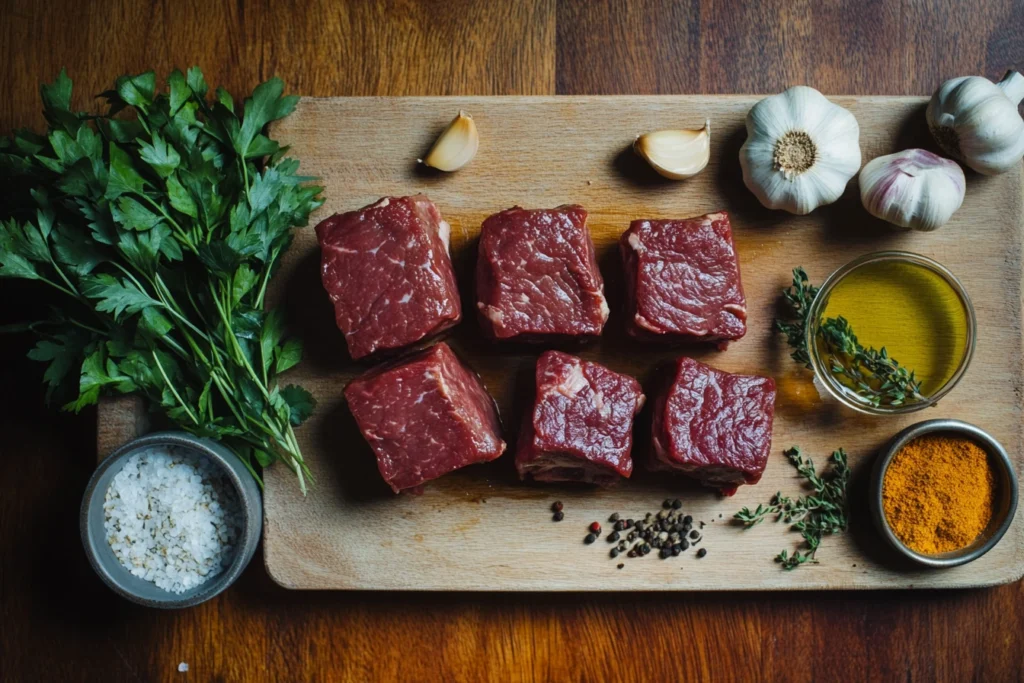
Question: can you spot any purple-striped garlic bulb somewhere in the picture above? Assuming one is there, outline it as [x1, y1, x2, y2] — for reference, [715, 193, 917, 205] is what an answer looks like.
[859, 149, 966, 231]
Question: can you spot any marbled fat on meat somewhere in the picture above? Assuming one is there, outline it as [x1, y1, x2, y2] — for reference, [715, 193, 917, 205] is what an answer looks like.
[344, 343, 505, 493]
[620, 212, 746, 345]
[316, 195, 461, 359]
[651, 356, 775, 494]
[516, 351, 645, 485]
[476, 205, 609, 340]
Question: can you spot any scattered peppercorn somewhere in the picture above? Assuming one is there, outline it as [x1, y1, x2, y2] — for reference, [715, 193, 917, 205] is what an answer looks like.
[552, 501, 564, 512]
[570, 500, 711, 567]
[617, 563, 625, 570]
[553, 511, 565, 522]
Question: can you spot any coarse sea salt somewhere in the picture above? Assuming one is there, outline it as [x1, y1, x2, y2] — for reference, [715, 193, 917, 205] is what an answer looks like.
[104, 446, 243, 594]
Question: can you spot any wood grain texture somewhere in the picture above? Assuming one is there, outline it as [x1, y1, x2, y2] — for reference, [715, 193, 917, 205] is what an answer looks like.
[260, 94, 1023, 590]
[3, 0, 1024, 680]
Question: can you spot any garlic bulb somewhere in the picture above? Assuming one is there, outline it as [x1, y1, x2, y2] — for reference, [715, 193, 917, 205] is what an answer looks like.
[421, 110, 478, 171]
[633, 120, 711, 179]
[739, 86, 861, 215]
[859, 149, 965, 231]
[926, 70, 1024, 175]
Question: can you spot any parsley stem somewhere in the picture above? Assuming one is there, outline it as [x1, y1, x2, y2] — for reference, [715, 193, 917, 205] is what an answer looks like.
[151, 349, 199, 425]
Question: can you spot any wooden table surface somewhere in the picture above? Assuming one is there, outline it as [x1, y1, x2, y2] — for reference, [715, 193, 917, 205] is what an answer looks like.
[1, 1, 1022, 680]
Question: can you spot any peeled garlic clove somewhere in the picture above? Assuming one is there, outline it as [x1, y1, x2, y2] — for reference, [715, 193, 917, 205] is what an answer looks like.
[421, 111, 478, 172]
[926, 70, 1024, 175]
[859, 149, 965, 231]
[633, 120, 711, 179]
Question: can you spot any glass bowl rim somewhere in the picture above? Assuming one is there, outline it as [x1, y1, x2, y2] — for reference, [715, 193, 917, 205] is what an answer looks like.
[805, 250, 977, 416]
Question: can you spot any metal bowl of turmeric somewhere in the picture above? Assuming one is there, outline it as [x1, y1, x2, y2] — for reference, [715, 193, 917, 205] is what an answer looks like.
[871, 419, 1018, 568]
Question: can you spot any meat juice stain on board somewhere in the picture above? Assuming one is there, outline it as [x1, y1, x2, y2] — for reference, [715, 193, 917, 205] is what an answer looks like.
[818, 260, 969, 396]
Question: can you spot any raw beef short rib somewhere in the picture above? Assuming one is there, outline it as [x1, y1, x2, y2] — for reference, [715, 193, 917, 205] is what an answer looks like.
[651, 356, 775, 494]
[344, 343, 506, 493]
[516, 351, 645, 486]
[316, 195, 461, 360]
[476, 205, 609, 341]
[620, 212, 747, 346]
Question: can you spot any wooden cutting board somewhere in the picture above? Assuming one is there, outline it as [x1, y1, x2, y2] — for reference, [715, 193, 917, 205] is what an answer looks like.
[98, 95, 1024, 590]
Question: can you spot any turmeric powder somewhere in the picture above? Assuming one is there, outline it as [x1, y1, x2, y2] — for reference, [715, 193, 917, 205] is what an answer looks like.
[882, 434, 995, 554]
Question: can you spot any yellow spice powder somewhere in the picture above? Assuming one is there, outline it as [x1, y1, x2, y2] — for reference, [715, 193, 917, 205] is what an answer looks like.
[882, 434, 995, 555]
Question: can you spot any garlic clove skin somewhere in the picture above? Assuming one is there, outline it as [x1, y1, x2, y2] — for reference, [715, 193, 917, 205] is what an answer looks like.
[633, 120, 711, 179]
[739, 86, 861, 215]
[421, 110, 479, 172]
[859, 149, 965, 231]
[926, 70, 1024, 175]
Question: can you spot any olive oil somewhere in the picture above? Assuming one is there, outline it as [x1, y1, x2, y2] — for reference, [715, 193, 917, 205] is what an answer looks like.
[819, 259, 969, 398]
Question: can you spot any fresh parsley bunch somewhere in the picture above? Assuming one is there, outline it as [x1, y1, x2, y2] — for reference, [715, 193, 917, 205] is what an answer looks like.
[0, 68, 323, 492]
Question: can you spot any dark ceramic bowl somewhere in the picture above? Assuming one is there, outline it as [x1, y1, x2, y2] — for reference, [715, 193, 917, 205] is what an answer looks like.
[81, 431, 262, 608]
[870, 419, 1018, 568]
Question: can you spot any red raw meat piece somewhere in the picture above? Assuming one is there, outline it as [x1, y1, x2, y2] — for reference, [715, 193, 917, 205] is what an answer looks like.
[316, 195, 461, 360]
[650, 356, 775, 494]
[476, 205, 609, 341]
[620, 212, 747, 346]
[516, 351, 645, 486]
[344, 343, 505, 493]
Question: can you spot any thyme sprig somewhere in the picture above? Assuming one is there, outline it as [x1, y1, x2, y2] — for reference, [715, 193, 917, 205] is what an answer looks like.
[735, 447, 850, 570]
[773, 267, 925, 407]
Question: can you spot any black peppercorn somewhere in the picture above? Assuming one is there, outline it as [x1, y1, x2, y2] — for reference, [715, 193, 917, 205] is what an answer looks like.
[671, 499, 682, 510]
[682, 515, 692, 525]
[659, 548, 671, 559]
[689, 529, 700, 540]
[584, 533, 597, 544]
[608, 531, 620, 543]
[681, 539, 689, 550]
[610, 548, 620, 558]
[553, 511, 565, 522]
[609, 512, 620, 522]
[697, 548, 707, 558]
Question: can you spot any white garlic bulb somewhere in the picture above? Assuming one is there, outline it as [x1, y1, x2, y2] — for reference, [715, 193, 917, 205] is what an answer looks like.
[927, 71, 1024, 175]
[739, 86, 861, 215]
[859, 149, 966, 231]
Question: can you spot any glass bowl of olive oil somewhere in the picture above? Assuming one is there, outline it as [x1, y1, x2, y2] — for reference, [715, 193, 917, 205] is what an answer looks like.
[806, 251, 976, 415]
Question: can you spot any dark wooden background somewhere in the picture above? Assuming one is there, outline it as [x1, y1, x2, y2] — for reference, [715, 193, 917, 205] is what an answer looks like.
[2, 0, 1023, 680]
